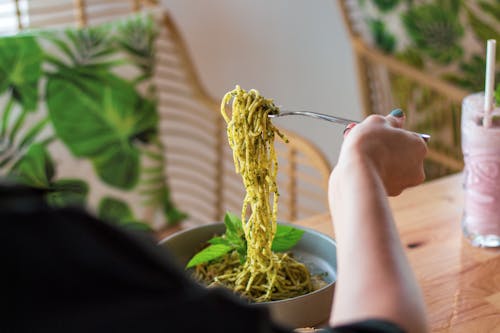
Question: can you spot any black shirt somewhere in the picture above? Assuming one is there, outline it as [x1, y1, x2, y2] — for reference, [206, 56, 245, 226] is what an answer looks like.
[1, 185, 404, 333]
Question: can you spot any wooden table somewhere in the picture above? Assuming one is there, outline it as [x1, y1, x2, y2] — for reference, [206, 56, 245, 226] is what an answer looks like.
[296, 173, 500, 333]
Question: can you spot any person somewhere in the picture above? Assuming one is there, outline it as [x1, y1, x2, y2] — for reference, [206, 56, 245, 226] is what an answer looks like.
[330, 109, 428, 333]
[2, 109, 428, 333]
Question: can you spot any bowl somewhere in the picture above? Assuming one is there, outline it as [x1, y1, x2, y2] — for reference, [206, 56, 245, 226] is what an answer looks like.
[159, 222, 337, 328]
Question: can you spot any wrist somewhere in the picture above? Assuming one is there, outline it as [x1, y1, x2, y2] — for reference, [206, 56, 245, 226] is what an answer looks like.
[332, 129, 392, 195]
[330, 155, 381, 213]
[332, 150, 379, 185]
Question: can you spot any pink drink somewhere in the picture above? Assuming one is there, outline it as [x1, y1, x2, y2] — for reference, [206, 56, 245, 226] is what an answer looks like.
[462, 93, 500, 247]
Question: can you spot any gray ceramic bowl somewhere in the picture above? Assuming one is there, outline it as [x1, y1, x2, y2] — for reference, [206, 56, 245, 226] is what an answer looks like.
[159, 222, 337, 328]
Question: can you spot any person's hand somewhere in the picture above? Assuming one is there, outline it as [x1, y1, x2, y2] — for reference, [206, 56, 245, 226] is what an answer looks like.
[336, 109, 427, 196]
[328, 109, 429, 333]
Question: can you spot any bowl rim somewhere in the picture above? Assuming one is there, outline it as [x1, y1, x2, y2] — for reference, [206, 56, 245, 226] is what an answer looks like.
[158, 221, 337, 305]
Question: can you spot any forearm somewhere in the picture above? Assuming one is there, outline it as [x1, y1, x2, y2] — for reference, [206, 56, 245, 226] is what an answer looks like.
[328, 156, 428, 333]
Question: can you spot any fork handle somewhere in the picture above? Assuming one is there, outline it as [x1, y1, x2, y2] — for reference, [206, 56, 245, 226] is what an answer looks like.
[344, 122, 430, 142]
[271, 111, 430, 142]
[273, 111, 354, 126]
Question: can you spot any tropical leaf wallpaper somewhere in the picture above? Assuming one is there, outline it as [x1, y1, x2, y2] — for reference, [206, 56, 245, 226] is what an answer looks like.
[357, 0, 500, 93]
[353, 0, 500, 179]
[0, 14, 186, 230]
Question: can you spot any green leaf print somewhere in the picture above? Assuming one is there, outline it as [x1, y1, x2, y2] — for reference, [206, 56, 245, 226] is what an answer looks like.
[99, 197, 152, 231]
[46, 72, 158, 190]
[0, 14, 183, 227]
[9, 143, 89, 206]
[369, 19, 396, 53]
[478, 1, 500, 21]
[495, 84, 500, 105]
[116, 14, 158, 81]
[99, 196, 134, 221]
[445, 0, 461, 14]
[402, 3, 464, 64]
[442, 55, 500, 92]
[466, 6, 500, 46]
[0, 35, 44, 152]
[396, 48, 424, 69]
[9, 143, 54, 188]
[67, 27, 115, 64]
[372, 0, 400, 12]
[42, 26, 116, 67]
[46, 179, 89, 207]
[0, 35, 43, 112]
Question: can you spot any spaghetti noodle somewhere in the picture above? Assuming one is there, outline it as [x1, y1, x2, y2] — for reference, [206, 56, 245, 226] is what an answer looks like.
[193, 86, 313, 302]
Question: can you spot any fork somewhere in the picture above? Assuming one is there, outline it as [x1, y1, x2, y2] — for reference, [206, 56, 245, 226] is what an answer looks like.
[268, 111, 430, 142]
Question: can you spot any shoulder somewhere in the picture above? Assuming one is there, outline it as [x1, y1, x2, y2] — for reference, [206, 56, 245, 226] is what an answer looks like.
[0, 181, 47, 214]
[327, 319, 406, 333]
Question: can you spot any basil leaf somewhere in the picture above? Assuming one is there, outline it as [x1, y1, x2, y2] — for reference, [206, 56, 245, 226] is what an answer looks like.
[271, 225, 304, 252]
[224, 211, 242, 238]
[223, 212, 246, 250]
[186, 214, 305, 269]
[186, 244, 233, 268]
[207, 236, 231, 246]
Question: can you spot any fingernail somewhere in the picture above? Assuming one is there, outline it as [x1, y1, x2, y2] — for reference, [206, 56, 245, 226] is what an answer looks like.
[343, 123, 357, 137]
[390, 108, 404, 117]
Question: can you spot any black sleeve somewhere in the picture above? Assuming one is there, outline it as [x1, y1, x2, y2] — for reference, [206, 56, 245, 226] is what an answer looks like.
[2, 185, 287, 333]
[1, 184, 404, 333]
[327, 319, 406, 332]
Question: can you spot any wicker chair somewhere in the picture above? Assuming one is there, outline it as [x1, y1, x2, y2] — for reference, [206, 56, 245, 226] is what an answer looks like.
[338, 0, 468, 179]
[3, 0, 331, 234]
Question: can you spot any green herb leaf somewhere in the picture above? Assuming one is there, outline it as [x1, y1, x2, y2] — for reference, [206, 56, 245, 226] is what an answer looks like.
[272, 225, 304, 252]
[224, 211, 242, 236]
[186, 212, 305, 269]
[223, 211, 246, 249]
[186, 244, 233, 268]
[207, 236, 231, 246]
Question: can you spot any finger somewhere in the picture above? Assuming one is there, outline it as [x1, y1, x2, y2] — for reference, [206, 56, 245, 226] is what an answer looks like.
[386, 108, 405, 129]
[343, 122, 357, 138]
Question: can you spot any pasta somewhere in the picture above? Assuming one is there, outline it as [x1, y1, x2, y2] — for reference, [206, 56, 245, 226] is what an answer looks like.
[193, 86, 313, 302]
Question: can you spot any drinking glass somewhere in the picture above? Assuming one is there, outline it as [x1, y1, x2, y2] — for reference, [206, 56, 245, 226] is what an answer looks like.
[461, 93, 500, 247]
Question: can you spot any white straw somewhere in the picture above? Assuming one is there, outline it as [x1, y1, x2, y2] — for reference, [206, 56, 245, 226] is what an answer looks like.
[483, 39, 496, 127]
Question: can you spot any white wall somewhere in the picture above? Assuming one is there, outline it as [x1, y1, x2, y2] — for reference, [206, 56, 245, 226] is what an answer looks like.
[161, 0, 362, 166]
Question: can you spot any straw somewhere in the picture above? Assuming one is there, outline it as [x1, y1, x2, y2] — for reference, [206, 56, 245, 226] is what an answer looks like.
[483, 39, 496, 127]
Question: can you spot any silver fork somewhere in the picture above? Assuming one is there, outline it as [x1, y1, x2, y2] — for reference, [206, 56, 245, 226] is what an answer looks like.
[268, 111, 431, 142]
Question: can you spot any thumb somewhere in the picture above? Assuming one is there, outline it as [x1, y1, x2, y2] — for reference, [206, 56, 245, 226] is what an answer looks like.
[386, 108, 405, 129]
